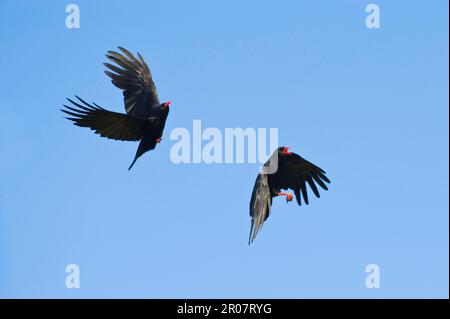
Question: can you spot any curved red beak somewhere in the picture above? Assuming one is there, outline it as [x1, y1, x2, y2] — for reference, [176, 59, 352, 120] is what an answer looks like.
[283, 147, 292, 155]
[164, 101, 172, 108]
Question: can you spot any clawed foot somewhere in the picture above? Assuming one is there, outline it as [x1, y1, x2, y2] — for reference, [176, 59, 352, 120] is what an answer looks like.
[277, 192, 293, 203]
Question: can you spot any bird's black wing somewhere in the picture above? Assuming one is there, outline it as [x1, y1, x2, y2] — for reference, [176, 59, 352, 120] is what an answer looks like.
[104, 47, 160, 118]
[249, 172, 272, 244]
[61, 96, 149, 141]
[277, 153, 330, 205]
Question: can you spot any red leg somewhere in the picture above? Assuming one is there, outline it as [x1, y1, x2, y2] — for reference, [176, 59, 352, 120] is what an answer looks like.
[276, 192, 293, 202]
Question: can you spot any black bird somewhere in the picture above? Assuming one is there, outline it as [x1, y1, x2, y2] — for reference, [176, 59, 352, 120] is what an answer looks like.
[61, 47, 171, 170]
[249, 147, 330, 244]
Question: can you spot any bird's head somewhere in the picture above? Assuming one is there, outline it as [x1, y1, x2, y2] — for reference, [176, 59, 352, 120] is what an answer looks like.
[163, 101, 171, 109]
[279, 146, 292, 155]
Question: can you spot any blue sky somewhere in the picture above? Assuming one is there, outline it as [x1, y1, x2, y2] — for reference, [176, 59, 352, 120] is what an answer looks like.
[0, 0, 448, 298]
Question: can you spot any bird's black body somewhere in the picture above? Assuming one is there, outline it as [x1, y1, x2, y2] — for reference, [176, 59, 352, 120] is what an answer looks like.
[128, 105, 169, 170]
[249, 147, 331, 244]
[61, 47, 171, 170]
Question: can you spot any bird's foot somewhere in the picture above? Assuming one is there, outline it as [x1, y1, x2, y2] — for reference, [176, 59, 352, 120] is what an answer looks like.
[156, 137, 162, 143]
[277, 192, 293, 203]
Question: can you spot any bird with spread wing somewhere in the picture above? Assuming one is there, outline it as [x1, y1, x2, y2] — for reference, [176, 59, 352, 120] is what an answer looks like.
[249, 147, 331, 244]
[61, 47, 171, 170]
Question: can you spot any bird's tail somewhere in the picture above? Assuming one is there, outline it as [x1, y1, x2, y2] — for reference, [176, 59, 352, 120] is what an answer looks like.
[128, 155, 139, 170]
[128, 141, 144, 170]
[128, 138, 156, 170]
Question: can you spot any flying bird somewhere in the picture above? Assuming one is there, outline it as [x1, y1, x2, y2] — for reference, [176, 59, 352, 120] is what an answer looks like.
[61, 47, 171, 170]
[248, 147, 330, 244]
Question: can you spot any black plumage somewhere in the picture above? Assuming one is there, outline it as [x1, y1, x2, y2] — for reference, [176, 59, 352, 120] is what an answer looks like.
[61, 47, 170, 170]
[249, 147, 331, 244]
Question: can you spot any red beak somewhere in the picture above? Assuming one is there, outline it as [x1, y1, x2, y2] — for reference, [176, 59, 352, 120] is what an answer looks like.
[165, 101, 172, 108]
[284, 147, 292, 155]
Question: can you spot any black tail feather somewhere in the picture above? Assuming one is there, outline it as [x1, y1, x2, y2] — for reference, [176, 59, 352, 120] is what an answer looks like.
[128, 155, 139, 170]
[128, 138, 156, 170]
[128, 141, 143, 170]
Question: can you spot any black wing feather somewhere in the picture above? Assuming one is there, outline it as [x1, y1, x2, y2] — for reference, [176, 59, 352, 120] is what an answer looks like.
[61, 96, 146, 141]
[278, 153, 330, 206]
[249, 173, 272, 244]
[104, 47, 159, 118]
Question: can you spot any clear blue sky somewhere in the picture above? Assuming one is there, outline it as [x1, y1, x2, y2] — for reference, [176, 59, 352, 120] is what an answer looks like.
[0, 0, 448, 298]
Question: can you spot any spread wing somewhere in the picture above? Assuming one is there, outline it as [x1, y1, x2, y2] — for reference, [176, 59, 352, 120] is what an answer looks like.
[249, 173, 272, 244]
[61, 96, 148, 141]
[104, 47, 160, 118]
[278, 153, 331, 205]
